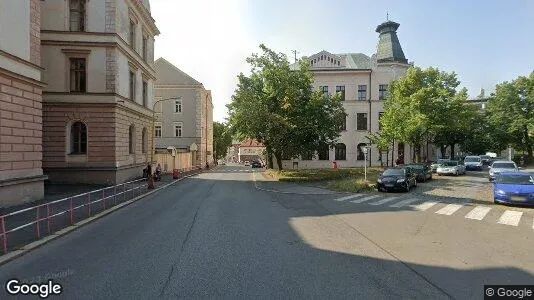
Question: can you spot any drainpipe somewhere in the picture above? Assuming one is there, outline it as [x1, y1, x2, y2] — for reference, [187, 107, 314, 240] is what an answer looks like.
[368, 70, 372, 167]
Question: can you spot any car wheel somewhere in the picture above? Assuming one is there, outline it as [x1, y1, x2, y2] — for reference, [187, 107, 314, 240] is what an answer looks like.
[405, 183, 410, 192]
[455, 170, 459, 176]
[414, 180, 417, 188]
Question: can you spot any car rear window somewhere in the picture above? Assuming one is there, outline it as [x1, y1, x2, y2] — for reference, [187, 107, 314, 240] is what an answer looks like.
[464, 157, 480, 162]
[496, 174, 534, 185]
[492, 163, 516, 169]
[443, 161, 458, 166]
[383, 169, 404, 176]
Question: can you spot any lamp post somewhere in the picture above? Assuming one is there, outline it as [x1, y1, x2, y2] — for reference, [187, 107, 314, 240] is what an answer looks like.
[149, 97, 180, 164]
[362, 146, 372, 181]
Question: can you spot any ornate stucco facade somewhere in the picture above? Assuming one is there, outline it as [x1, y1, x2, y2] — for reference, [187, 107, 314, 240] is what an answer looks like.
[40, 0, 159, 184]
[0, 0, 47, 206]
[282, 20, 435, 169]
[153, 58, 214, 167]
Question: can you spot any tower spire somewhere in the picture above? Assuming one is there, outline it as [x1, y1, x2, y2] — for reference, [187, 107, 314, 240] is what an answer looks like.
[386, 12, 389, 21]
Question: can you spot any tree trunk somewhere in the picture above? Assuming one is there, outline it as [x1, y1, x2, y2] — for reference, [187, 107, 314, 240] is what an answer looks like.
[450, 144, 456, 160]
[525, 128, 533, 163]
[274, 151, 283, 171]
[415, 144, 422, 163]
[266, 142, 274, 169]
[440, 145, 446, 159]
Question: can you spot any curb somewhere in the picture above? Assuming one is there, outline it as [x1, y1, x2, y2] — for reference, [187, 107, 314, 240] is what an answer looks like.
[0, 170, 207, 266]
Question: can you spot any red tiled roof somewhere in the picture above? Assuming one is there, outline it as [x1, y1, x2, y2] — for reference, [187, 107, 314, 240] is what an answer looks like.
[240, 139, 264, 147]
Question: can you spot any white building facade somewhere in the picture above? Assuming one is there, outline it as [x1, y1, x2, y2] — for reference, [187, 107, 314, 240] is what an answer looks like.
[283, 20, 432, 169]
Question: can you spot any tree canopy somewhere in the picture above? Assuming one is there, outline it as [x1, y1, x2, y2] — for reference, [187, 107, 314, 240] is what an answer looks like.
[226, 44, 345, 169]
[213, 121, 233, 161]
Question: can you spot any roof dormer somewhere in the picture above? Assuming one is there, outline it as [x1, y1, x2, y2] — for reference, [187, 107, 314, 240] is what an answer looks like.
[309, 51, 344, 68]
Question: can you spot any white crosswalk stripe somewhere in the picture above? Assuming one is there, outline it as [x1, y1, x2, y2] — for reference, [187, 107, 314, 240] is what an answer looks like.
[410, 201, 439, 211]
[532, 219, 534, 230]
[350, 195, 381, 203]
[369, 197, 399, 205]
[389, 198, 419, 208]
[465, 206, 491, 220]
[435, 204, 463, 215]
[497, 210, 523, 226]
[334, 194, 365, 202]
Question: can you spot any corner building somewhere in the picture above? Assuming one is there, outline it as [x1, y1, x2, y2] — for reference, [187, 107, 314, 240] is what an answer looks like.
[284, 20, 436, 169]
[40, 0, 159, 184]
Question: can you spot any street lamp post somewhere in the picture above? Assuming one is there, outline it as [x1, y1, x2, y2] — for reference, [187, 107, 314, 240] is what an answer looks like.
[362, 146, 372, 181]
[149, 97, 180, 164]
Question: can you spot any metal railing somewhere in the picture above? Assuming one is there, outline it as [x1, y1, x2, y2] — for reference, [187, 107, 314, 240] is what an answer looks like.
[0, 166, 204, 255]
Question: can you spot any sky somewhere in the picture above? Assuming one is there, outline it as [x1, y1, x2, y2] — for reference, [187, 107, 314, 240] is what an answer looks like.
[151, 0, 534, 122]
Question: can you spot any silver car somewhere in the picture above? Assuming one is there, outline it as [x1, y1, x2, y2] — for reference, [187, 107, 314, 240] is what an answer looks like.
[489, 160, 519, 181]
[431, 159, 450, 173]
[436, 160, 466, 176]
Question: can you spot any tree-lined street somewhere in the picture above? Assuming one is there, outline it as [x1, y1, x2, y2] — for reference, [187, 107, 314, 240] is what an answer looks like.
[1, 166, 533, 299]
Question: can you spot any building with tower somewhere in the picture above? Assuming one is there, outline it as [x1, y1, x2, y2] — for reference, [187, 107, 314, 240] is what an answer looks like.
[281, 19, 433, 168]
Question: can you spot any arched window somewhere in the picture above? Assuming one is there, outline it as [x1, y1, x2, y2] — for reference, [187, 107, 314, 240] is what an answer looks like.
[71, 121, 87, 154]
[357, 143, 367, 161]
[317, 143, 329, 161]
[142, 127, 147, 154]
[335, 143, 346, 160]
[129, 125, 135, 154]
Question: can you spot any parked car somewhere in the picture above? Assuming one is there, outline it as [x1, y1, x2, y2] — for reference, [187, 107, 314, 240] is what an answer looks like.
[430, 159, 450, 173]
[489, 160, 519, 182]
[403, 164, 432, 182]
[463, 155, 483, 170]
[251, 160, 262, 168]
[480, 155, 491, 166]
[493, 172, 534, 205]
[436, 160, 466, 176]
[376, 168, 417, 192]
[244, 161, 250, 166]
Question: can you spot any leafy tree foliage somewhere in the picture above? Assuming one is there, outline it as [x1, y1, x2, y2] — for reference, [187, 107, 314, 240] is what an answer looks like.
[213, 122, 233, 160]
[226, 44, 345, 170]
[487, 72, 534, 162]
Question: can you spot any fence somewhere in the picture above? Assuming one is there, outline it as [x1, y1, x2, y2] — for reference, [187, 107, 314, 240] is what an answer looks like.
[0, 166, 203, 255]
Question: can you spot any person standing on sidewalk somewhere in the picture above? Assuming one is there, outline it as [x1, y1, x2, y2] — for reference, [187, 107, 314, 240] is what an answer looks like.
[146, 163, 154, 189]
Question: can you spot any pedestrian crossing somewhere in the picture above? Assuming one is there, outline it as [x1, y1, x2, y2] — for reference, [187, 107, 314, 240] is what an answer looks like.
[331, 193, 533, 229]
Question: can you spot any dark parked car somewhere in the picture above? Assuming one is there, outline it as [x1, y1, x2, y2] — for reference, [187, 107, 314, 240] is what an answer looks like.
[251, 160, 262, 168]
[403, 164, 432, 182]
[377, 168, 417, 192]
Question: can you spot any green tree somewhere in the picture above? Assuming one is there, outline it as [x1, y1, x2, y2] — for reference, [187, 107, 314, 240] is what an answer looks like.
[487, 72, 534, 162]
[213, 121, 233, 161]
[227, 44, 345, 170]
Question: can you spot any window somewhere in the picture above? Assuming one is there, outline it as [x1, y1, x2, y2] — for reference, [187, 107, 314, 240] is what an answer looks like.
[154, 124, 162, 138]
[129, 21, 136, 48]
[357, 113, 368, 131]
[336, 86, 345, 100]
[129, 71, 135, 100]
[379, 84, 388, 100]
[174, 123, 183, 137]
[318, 144, 329, 160]
[358, 85, 367, 101]
[70, 122, 87, 154]
[142, 81, 148, 107]
[69, 0, 85, 32]
[142, 35, 148, 61]
[174, 99, 182, 113]
[357, 143, 367, 161]
[70, 58, 86, 92]
[128, 125, 135, 154]
[321, 86, 328, 96]
[378, 112, 384, 130]
[335, 143, 346, 160]
[340, 115, 347, 131]
[142, 128, 147, 154]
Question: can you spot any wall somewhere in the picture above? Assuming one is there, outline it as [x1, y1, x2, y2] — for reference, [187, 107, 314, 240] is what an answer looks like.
[115, 107, 152, 167]
[41, 46, 107, 93]
[154, 152, 193, 173]
[0, 0, 30, 60]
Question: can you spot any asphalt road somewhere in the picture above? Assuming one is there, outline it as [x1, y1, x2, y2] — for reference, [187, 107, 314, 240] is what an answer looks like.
[1, 164, 533, 299]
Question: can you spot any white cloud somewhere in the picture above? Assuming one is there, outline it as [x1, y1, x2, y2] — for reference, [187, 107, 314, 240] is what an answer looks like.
[151, 0, 256, 122]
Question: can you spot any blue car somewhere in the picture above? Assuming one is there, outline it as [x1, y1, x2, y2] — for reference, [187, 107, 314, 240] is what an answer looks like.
[493, 172, 534, 205]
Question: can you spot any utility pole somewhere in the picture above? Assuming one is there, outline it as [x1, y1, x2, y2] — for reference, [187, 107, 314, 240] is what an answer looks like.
[291, 50, 299, 63]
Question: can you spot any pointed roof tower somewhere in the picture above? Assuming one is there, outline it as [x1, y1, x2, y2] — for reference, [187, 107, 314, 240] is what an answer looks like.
[375, 20, 408, 64]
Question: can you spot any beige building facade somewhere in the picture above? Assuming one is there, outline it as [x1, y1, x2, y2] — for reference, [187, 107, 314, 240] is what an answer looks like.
[154, 58, 214, 167]
[0, 0, 47, 206]
[40, 0, 159, 185]
[283, 20, 432, 169]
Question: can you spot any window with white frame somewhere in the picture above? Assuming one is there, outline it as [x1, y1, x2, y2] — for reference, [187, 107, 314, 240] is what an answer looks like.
[379, 84, 388, 100]
[174, 122, 183, 137]
[336, 86, 345, 100]
[174, 99, 182, 113]
[154, 123, 162, 138]
[358, 85, 367, 100]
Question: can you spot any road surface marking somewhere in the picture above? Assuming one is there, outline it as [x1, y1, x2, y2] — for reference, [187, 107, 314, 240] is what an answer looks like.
[411, 201, 439, 211]
[497, 210, 523, 226]
[350, 195, 381, 203]
[369, 197, 399, 205]
[465, 206, 491, 220]
[334, 194, 364, 202]
[435, 204, 463, 215]
[532, 219, 534, 230]
[389, 198, 419, 208]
